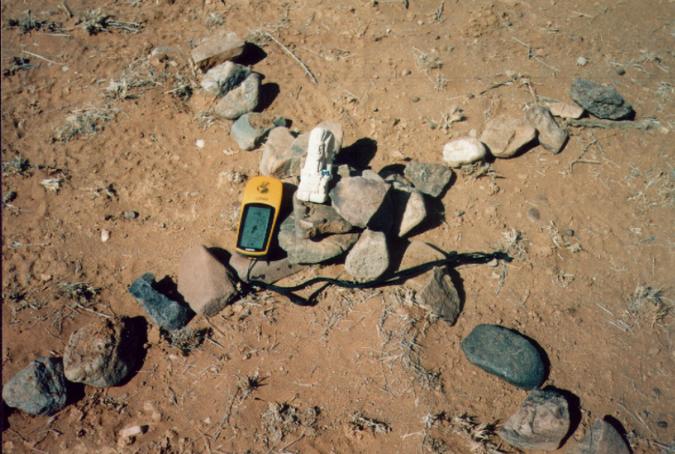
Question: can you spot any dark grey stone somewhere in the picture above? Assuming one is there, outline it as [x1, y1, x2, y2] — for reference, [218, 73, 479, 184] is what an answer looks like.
[231, 113, 275, 151]
[2, 357, 68, 416]
[461, 324, 547, 389]
[412, 267, 461, 325]
[570, 79, 634, 120]
[403, 161, 453, 197]
[128, 273, 192, 331]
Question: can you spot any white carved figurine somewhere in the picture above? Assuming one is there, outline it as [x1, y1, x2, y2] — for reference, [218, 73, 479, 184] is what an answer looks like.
[296, 126, 337, 204]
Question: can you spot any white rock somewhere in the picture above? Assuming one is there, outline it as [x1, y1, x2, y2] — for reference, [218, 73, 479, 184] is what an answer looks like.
[195, 139, 205, 149]
[442, 137, 486, 167]
[547, 102, 584, 119]
[100, 229, 110, 242]
[296, 127, 338, 203]
[118, 425, 145, 439]
[576, 56, 588, 66]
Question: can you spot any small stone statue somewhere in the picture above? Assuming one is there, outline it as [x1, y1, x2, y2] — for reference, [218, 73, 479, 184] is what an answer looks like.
[296, 126, 338, 204]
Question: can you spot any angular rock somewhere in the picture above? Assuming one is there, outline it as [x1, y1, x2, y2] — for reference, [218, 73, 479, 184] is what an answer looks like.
[278, 215, 359, 264]
[498, 389, 570, 451]
[260, 127, 304, 178]
[345, 229, 389, 282]
[525, 105, 569, 154]
[400, 240, 445, 270]
[63, 318, 139, 387]
[461, 324, 547, 389]
[213, 72, 260, 120]
[403, 161, 453, 197]
[231, 112, 276, 151]
[407, 266, 461, 324]
[2, 357, 68, 416]
[191, 31, 245, 71]
[480, 117, 537, 158]
[568, 418, 631, 454]
[442, 137, 487, 167]
[330, 176, 390, 228]
[177, 245, 238, 317]
[292, 194, 353, 239]
[229, 253, 303, 284]
[396, 189, 426, 237]
[570, 79, 634, 120]
[540, 98, 584, 119]
[201, 61, 250, 96]
[129, 273, 193, 330]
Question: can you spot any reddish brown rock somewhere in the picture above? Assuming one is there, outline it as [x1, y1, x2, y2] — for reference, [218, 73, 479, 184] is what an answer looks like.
[177, 245, 238, 316]
[229, 253, 303, 284]
[191, 31, 245, 71]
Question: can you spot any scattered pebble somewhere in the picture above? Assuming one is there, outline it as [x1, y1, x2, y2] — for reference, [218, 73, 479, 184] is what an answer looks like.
[576, 56, 588, 66]
[403, 161, 453, 197]
[128, 273, 193, 331]
[177, 245, 238, 316]
[569, 418, 631, 454]
[2, 357, 68, 416]
[118, 424, 148, 447]
[442, 137, 486, 167]
[345, 229, 389, 282]
[195, 139, 205, 149]
[330, 175, 391, 228]
[525, 105, 568, 154]
[461, 324, 547, 389]
[480, 116, 537, 158]
[191, 31, 245, 71]
[123, 210, 139, 220]
[63, 317, 139, 387]
[498, 389, 570, 451]
[101, 229, 111, 242]
[570, 78, 634, 120]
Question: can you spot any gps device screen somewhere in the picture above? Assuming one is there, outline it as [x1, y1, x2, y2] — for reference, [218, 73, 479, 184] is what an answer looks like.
[237, 204, 273, 251]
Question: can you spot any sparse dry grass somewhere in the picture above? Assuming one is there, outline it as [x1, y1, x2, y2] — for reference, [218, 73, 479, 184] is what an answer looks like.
[348, 412, 391, 434]
[161, 327, 211, 355]
[53, 107, 118, 142]
[79, 9, 143, 35]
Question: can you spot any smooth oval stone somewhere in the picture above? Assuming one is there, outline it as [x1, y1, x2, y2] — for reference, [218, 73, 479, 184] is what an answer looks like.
[461, 324, 547, 389]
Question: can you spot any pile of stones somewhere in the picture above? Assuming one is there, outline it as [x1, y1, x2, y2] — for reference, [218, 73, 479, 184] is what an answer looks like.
[2, 30, 637, 453]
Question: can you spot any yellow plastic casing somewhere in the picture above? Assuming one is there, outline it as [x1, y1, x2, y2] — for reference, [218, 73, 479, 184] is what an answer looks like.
[235, 176, 283, 257]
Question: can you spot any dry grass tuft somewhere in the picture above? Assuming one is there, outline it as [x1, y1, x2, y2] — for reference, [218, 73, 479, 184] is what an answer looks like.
[423, 412, 507, 454]
[2, 154, 31, 176]
[161, 327, 211, 355]
[349, 412, 391, 434]
[79, 9, 143, 34]
[261, 402, 320, 446]
[8, 10, 63, 34]
[53, 107, 118, 142]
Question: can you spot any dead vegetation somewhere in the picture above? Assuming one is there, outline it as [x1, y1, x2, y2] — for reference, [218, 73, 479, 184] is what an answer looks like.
[105, 58, 161, 100]
[78, 9, 143, 35]
[2, 57, 32, 77]
[423, 412, 507, 454]
[53, 107, 118, 142]
[348, 412, 391, 434]
[7, 10, 63, 34]
[1, 154, 31, 177]
[160, 327, 211, 355]
[261, 402, 320, 447]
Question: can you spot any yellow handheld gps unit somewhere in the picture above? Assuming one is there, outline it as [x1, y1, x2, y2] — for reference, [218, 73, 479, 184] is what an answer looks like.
[235, 176, 283, 257]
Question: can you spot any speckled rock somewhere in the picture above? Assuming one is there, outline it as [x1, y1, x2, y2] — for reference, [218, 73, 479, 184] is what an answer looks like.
[63, 318, 139, 387]
[498, 389, 570, 451]
[408, 266, 461, 324]
[201, 61, 250, 96]
[345, 229, 389, 281]
[567, 418, 631, 454]
[278, 214, 359, 264]
[403, 161, 453, 197]
[570, 79, 634, 120]
[2, 357, 68, 416]
[525, 105, 568, 154]
[231, 113, 277, 151]
[461, 324, 547, 389]
[213, 72, 260, 120]
[259, 127, 304, 178]
[129, 273, 193, 331]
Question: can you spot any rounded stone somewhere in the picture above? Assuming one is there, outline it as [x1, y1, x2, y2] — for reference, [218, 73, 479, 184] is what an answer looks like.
[2, 357, 68, 416]
[442, 137, 486, 167]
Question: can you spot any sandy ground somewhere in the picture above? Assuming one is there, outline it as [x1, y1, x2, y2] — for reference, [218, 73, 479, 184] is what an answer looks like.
[2, 0, 674, 452]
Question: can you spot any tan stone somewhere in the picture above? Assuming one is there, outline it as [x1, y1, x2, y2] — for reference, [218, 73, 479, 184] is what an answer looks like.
[191, 32, 245, 71]
[481, 116, 537, 158]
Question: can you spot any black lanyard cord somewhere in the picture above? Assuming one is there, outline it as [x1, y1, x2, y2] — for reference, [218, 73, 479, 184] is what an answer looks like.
[242, 250, 510, 306]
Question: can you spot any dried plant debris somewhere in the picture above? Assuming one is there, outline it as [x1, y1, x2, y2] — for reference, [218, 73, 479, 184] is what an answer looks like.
[500, 229, 528, 260]
[261, 402, 320, 446]
[413, 47, 444, 71]
[237, 371, 266, 399]
[2, 154, 31, 176]
[40, 177, 64, 192]
[170, 74, 193, 101]
[205, 12, 225, 28]
[3, 57, 33, 76]
[79, 9, 143, 35]
[160, 327, 211, 355]
[106, 58, 162, 100]
[628, 285, 671, 325]
[349, 412, 392, 434]
[54, 107, 118, 142]
[7, 10, 63, 33]
[58, 282, 100, 303]
[424, 412, 507, 454]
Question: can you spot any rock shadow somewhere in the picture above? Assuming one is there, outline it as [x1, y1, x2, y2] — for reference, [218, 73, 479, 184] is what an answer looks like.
[115, 316, 148, 387]
[232, 42, 267, 66]
[542, 385, 582, 447]
[336, 138, 377, 170]
[255, 82, 280, 112]
[604, 416, 634, 453]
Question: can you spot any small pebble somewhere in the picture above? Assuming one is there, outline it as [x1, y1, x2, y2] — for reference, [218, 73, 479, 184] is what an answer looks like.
[615, 66, 626, 75]
[123, 210, 139, 220]
[527, 207, 541, 222]
[195, 139, 205, 149]
[576, 56, 588, 66]
[101, 229, 111, 242]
